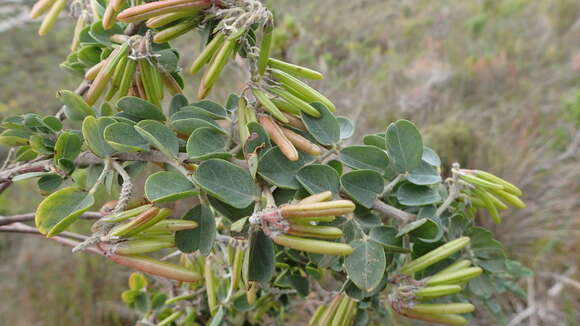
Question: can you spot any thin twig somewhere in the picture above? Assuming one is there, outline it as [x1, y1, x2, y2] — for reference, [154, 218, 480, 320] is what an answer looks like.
[371, 199, 415, 224]
[0, 211, 102, 227]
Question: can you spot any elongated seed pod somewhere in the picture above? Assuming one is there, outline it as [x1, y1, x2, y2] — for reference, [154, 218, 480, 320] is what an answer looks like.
[198, 30, 244, 99]
[85, 59, 108, 81]
[102, 204, 154, 223]
[425, 267, 483, 286]
[472, 170, 522, 196]
[398, 309, 467, 326]
[141, 219, 198, 232]
[112, 0, 126, 12]
[281, 127, 322, 156]
[146, 9, 199, 28]
[485, 191, 508, 210]
[259, 114, 298, 161]
[271, 97, 301, 115]
[268, 57, 324, 80]
[287, 216, 336, 223]
[153, 19, 198, 43]
[331, 295, 350, 326]
[70, 13, 87, 51]
[490, 188, 526, 208]
[318, 294, 344, 326]
[205, 259, 218, 316]
[400, 237, 470, 275]
[268, 86, 321, 117]
[139, 59, 161, 106]
[189, 32, 225, 74]
[270, 69, 336, 112]
[158, 311, 182, 326]
[38, 0, 66, 36]
[238, 96, 250, 143]
[107, 254, 200, 282]
[109, 207, 160, 237]
[474, 188, 501, 224]
[85, 43, 129, 105]
[409, 303, 475, 315]
[105, 54, 129, 100]
[281, 200, 355, 218]
[114, 239, 175, 255]
[117, 0, 211, 23]
[431, 260, 472, 278]
[415, 285, 462, 298]
[288, 224, 343, 239]
[31, 0, 57, 19]
[253, 88, 289, 123]
[165, 293, 194, 305]
[117, 58, 137, 98]
[272, 235, 353, 256]
[257, 24, 273, 76]
[309, 304, 327, 326]
[282, 112, 307, 130]
[299, 191, 333, 204]
[110, 34, 130, 44]
[160, 69, 182, 95]
[343, 299, 358, 326]
[459, 173, 504, 190]
[102, 1, 118, 30]
[230, 245, 243, 292]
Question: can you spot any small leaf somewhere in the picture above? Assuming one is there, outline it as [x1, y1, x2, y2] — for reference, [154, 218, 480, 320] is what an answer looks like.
[406, 161, 442, 185]
[341, 170, 384, 208]
[169, 94, 188, 116]
[195, 159, 257, 208]
[369, 226, 409, 253]
[135, 120, 179, 158]
[396, 218, 443, 243]
[145, 171, 198, 203]
[296, 164, 340, 196]
[186, 127, 231, 160]
[38, 174, 63, 193]
[117, 96, 166, 121]
[58, 90, 95, 122]
[258, 147, 313, 189]
[35, 187, 95, 237]
[208, 306, 225, 326]
[244, 122, 271, 155]
[397, 183, 442, 206]
[385, 119, 423, 173]
[246, 230, 275, 283]
[337, 116, 355, 140]
[54, 132, 82, 172]
[363, 133, 386, 149]
[422, 147, 441, 167]
[345, 239, 386, 291]
[301, 103, 340, 145]
[82, 116, 116, 157]
[189, 100, 228, 119]
[89, 20, 123, 46]
[207, 196, 254, 222]
[104, 122, 149, 152]
[175, 204, 215, 255]
[340, 145, 390, 174]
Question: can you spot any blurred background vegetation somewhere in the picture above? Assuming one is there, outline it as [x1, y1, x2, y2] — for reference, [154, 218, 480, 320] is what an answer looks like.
[0, 0, 579, 325]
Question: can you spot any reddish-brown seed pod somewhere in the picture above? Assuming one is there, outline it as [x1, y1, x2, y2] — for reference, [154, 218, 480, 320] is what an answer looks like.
[281, 127, 322, 156]
[259, 114, 299, 161]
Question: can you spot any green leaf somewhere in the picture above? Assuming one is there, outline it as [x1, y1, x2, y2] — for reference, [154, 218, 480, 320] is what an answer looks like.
[406, 161, 442, 185]
[169, 94, 188, 116]
[363, 133, 386, 149]
[104, 122, 149, 152]
[58, 90, 95, 122]
[54, 132, 82, 172]
[301, 103, 340, 145]
[35, 187, 95, 237]
[189, 100, 228, 119]
[341, 170, 384, 208]
[89, 21, 123, 46]
[246, 230, 275, 283]
[396, 218, 443, 243]
[345, 239, 386, 291]
[208, 306, 225, 326]
[397, 183, 441, 206]
[369, 226, 409, 253]
[337, 116, 355, 140]
[170, 110, 224, 136]
[117, 96, 166, 121]
[296, 164, 340, 196]
[175, 204, 215, 255]
[41, 116, 62, 132]
[82, 116, 116, 157]
[340, 146, 390, 174]
[207, 196, 254, 222]
[385, 119, 423, 173]
[186, 127, 231, 160]
[422, 147, 441, 167]
[194, 159, 257, 208]
[258, 147, 313, 189]
[287, 275, 310, 297]
[38, 174, 63, 193]
[135, 120, 179, 158]
[145, 171, 198, 203]
[243, 122, 271, 154]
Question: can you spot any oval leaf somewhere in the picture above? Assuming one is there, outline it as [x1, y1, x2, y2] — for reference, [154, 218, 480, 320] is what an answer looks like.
[82, 116, 116, 157]
[135, 120, 179, 158]
[145, 171, 198, 203]
[104, 122, 149, 152]
[186, 127, 231, 160]
[195, 159, 257, 208]
[385, 119, 423, 173]
[296, 164, 340, 196]
[340, 145, 390, 174]
[35, 187, 95, 237]
[341, 170, 384, 208]
[247, 230, 275, 283]
[397, 183, 442, 206]
[301, 103, 340, 145]
[175, 204, 215, 255]
[117, 96, 166, 121]
[345, 239, 386, 292]
[406, 161, 442, 185]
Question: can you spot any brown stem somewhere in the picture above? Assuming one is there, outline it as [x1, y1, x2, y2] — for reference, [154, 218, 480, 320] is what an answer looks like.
[0, 211, 102, 227]
[372, 199, 415, 224]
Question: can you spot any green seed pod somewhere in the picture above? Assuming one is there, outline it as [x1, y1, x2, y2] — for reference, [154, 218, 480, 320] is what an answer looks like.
[85, 43, 130, 105]
[116, 0, 211, 23]
[474, 188, 501, 224]
[474, 170, 522, 196]
[485, 191, 509, 210]
[415, 285, 462, 299]
[271, 97, 301, 115]
[459, 173, 504, 190]
[146, 9, 199, 28]
[268, 57, 324, 80]
[331, 295, 350, 326]
[85, 59, 107, 81]
[256, 24, 273, 76]
[107, 254, 201, 282]
[425, 267, 483, 286]
[142, 219, 198, 232]
[110, 207, 171, 238]
[281, 200, 356, 218]
[252, 87, 289, 123]
[157, 311, 182, 326]
[272, 235, 353, 256]
[400, 237, 470, 275]
[490, 188, 526, 209]
[238, 96, 250, 144]
[164, 293, 194, 305]
[189, 32, 225, 75]
[102, 1, 118, 30]
[287, 216, 336, 224]
[113, 238, 175, 255]
[299, 191, 333, 205]
[70, 13, 87, 51]
[38, 0, 66, 36]
[318, 294, 344, 326]
[270, 69, 336, 112]
[409, 303, 475, 315]
[30, 0, 57, 19]
[117, 58, 137, 98]
[398, 309, 467, 326]
[309, 304, 327, 326]
[230, 245, 244, 293]
[105, 54, 129, 100]
[102, 204, 154, 223]
[204, 258, 218, 316]
[153, 19, 198, 44]
[268, 86, 321, 117]
[343, 299, 358, 326]
[431, 260, 472, 278]
[112, 0, 126, 12]
[288, 224, 343, 239]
